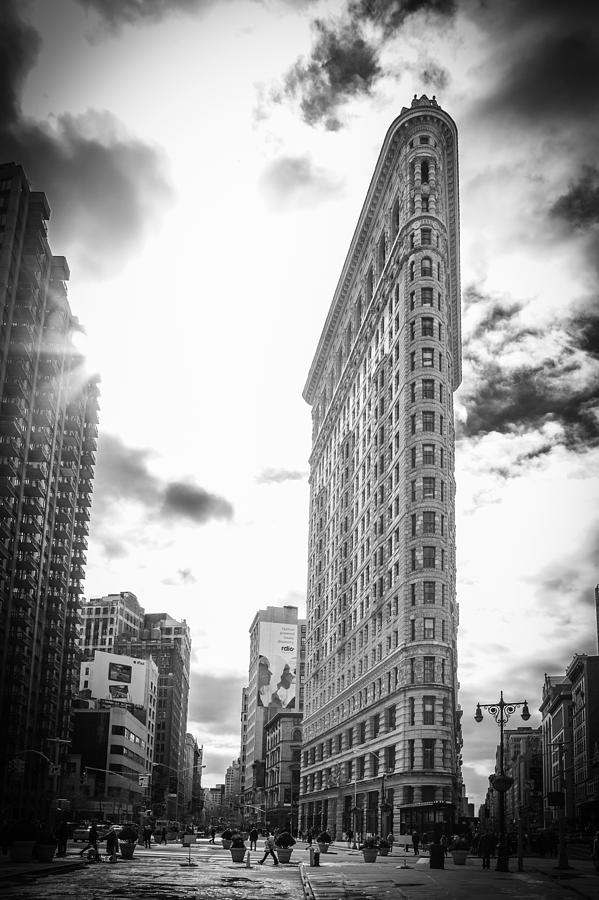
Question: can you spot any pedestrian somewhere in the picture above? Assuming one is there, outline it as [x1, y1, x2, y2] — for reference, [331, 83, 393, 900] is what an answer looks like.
[259, 831, 279, 866]
[386, 832, 394, 855]
[56, 820, 69, 857]
[440, 834, 449, 857]
[346, 828, 354, 847]
[412, 830, 420, 856]
[592, 831, 599, 873]
[159, 827, 167, 845]
[106, 827, 119, 863]
[479, 832, 492, 869]
[79, 822, 99, 857]
[209, 826, 216, 845]
[306, 828, 313, 846]
[249, 827, 259, 851]
[143, 825, 152, 848]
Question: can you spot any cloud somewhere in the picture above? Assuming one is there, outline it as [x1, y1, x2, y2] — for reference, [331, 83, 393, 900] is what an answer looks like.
[256, 466, 307, 484]
[0, 2, 172, 277]
[162, 567, 197, 586]
[93, 433, 234, 529]
[550, 165, 599, 230]
[419, 60, 449, 91]
[270, 1, 456, 128]
[259, 155, 343, 208]
[75, 0, 213, 31]
[457, 288, 599, 451]
[188, 671, 245, 734]
[162, 482, 234, 523]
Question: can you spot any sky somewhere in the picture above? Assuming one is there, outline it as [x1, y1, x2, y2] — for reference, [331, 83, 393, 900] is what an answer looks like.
[1, 0, 598, 806]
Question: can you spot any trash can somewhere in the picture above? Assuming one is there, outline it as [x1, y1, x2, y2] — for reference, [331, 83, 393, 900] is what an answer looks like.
[429, 843, 444, 869]
[309, 847, 320, 866]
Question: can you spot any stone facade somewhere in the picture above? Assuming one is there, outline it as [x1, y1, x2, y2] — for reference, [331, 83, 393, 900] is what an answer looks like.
[300, 96, 462, 840]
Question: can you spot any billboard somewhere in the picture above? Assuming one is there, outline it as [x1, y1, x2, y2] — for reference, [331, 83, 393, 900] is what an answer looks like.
[85, 651, 148, 706]
[257, 621, 297, 709]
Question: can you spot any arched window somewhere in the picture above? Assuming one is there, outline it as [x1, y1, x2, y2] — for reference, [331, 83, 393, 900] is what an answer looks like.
[390, 196, 400, 241]
[421, 256, 432, 277]
[421, 160, 430, 184]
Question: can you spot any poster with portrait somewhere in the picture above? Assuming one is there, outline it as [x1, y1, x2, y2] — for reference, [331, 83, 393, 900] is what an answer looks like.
[256, 621, 297, 709]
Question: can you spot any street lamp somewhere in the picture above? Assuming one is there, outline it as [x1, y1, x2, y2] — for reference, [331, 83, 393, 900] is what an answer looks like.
[475, 691, 530, 872]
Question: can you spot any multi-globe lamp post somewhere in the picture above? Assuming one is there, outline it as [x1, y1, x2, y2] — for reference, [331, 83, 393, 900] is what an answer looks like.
[474, 691, 531, 872]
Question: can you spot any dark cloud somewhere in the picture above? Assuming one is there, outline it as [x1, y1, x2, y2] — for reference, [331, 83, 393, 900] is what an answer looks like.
[280, 19, 381, 131]
[0, 2, 172, 277]
[550, 165, 599, 230]
[273, 1, 456, 129]
[260, 155, 343, 208]
[420, 60, 449, 92]
[188, 671, 245, 733]
[458, 289, 599, 449]
[256, 466, 307, 484]
[162, 482, 234, 523]
[93, 433, 234, 530]
[75, 0, 212, 30]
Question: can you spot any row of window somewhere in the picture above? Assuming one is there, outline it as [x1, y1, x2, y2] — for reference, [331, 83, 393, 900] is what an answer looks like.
[410, 411, 444, 435]
[411, 379, 443, 402]
[411, 511, 445, 536]
[410, 317, 443, 341]
[409, 257, 440, 280]
[411, 443, 445, 467]
[410, 348, 443, 370]
[411, 546, 446, 570]
[409, 616, 447, 641]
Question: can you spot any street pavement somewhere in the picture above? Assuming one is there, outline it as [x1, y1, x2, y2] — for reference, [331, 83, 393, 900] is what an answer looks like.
[1, 839, 597, 900]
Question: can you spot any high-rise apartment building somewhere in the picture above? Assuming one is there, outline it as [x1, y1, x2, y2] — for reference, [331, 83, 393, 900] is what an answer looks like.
[300, 96, 461, 838]
[240, 605, 305, 818]
[80, 590, 145, 657]
[114, 612, 191, 820]
[0, 163, 99, 819]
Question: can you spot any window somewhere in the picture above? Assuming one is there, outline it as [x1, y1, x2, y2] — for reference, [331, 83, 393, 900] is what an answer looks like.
[421, 317, 434, 337]
[419, 136, 429, 145]
[378, 232, 386, 272]
[371, 713, 380, 738]
[421, 257, 432, 277]
[410, 583, 416, 606]
[411, 414, 416, 435]
[410, 261, 415, 281]
[423, 546, 436, 568]
[439, 415, 444, 435]
[423, 581, 436, 604]
[441, 481, 445, 501]
[421, 228, 432, 246]
[422, 411, 435, 432]
[423, 477, 435, 499]
[411, 513, 416, 537]
[347, 728, 353, 748]
[410, 548, 416, 571]
[358, 721, 366, 743]
[409, 696, 415, 725]
[421, 287, 433, 305]
[410, 321, 416, 340]
[410, 381, 416, 402]
[422, 348, 434, 367]
[421, 161, 430, 184]
[422, 443, 435, 465]
[410, 351, 416, 371]
[423, 656, 435, 682]
[356, 756, 365, 779]
[408, 739, 415, 769]
[424, 617, 435, 639]
[423, 696, 435, 725]
[410, 658, 415, 683]
[422, 738, 435, 768]
[410, 232, 415, 249]
[411, 480, 416, 501]
[411, 446, 416, 468]
[421, 195, 429, 212]
[386, 705, 396, 730]
[410, 290, 416, 310]
[423, 511, 436, 534]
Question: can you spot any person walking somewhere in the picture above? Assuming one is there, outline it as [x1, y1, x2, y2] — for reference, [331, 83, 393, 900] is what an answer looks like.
[106, 827, 119, 863]
[209, 827, 216, 845]
[346, 828, 354, 847]
[440, 833, 449, 857]
[143, 825, 152, 848]
[479, 832, 493, 869]
[56, 821, 69, 857]
[412, 830, 420, 856]
[159, 826, 167, 845]
[306, 828, 313, 846]
[259, 831, 279, 866]
[79, 822, 99, 856]
[386, 832, 395, 855]
[249, 827, 259, 851]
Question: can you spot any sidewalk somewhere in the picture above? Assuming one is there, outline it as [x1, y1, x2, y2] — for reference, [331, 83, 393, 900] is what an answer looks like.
[0, 851, 86, 883]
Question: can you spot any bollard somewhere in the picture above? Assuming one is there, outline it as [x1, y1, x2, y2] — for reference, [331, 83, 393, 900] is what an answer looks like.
[246, 850, 251, 868]
[310, 847, 320, 866]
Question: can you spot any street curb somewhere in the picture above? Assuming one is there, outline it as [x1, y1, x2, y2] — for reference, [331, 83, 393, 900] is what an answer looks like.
[531, 866, 597, 900]
[299, 862, 315, 900]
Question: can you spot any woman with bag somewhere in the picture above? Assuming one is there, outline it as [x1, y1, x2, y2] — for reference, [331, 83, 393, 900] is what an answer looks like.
[106, 827, 119, 863]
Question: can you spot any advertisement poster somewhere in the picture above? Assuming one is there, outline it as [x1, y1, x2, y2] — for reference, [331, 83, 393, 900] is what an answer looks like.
[257, 622, 297, 709]
[88, 651, 147, 705]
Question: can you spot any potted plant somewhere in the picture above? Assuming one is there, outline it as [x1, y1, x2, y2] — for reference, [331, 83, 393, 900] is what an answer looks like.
[360, 836, 378, 863]
[378, 837, 390, 857]
[450, 837, 470, 865]
[118, 825, 138, 859]
[229, 833, 247, 863]
[221, 828, 233, 849]
[9, 822, 38, 863]
[274, 831, 296, 863]
[317, 830, 332, 853]
[34, 827, 57, 863]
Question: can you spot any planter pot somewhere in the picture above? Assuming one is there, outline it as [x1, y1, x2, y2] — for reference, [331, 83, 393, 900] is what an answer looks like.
[10, 841, 36, 863]
[222, 839, 232, 849]
[230, 847, 247, 863]
[120, 842, 136, 859]
[451, 850, 468, 865]
[362, 848, 378, 863]
[276, 848, 293, 863]
[318, 842, 330, 853]
[379, 847, 389, 857]
[35, 843, 57, 862]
